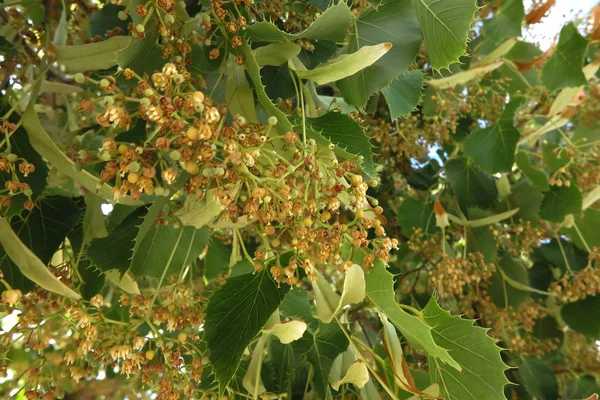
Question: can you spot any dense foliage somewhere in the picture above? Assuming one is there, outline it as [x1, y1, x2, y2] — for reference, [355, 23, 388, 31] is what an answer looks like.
[1, 0, 600, 398]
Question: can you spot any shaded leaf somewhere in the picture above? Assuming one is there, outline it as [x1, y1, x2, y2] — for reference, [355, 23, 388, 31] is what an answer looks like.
[487, 254, 530, 309]
[518, 357, 558, 400]
[0, 101, 49, 217]
[337, 1, 422, 106]
[0, 196, 80, 298]
[463, 97, 524, 173]
[204, 269, 291, 394]
[87, 207, 147, 274]
[516, 151, 549, 191]
[296, 322, 349, 399]
[539, 185, 582, 223]
[445, 158, 498, 209]
[204, 238, 231, 281]
[397, 198, 435, 235]
[382, 70, 424, 119]
[561, 295, 600, 337]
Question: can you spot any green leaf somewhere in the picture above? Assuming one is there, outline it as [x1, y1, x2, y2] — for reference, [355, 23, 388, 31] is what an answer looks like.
[89, 4, 130, 38]
[226, 56, 258, 122]
[175, 185, 240, 229]
[296, 322, 349, 399]
[263, 339, 295, 396]
[447, 207, 520, 228]
[87, 207, 146, 274]
[535, 239, 587, 273]
[505, 180, 542, 222]
[0, 196, 81, 298]
[412, 0, 477, 70]
[261, 64, 296, 100]
[515, 152, 549, 191]
[54, 35, 132, 72]
[465, 209, 497, 262]
[517, 357, 558, 400]
[299, 112, 377, 178]
[280, 288, 314, 322]
[204, 238, 231, 281]
[67, 221, 105, 300]
[245, 2, 352, 43]
[539, 185, 582, 223]
[483, 0, 524, 44]
[487, 254, 530, 309]
[366, 261, 461, 370]
[0, 102, 49, 218]
[422, 297, 510, 400]
[291, 42, 392, 85]
[563, 375, 600, 399]
[563, 208, 600, 250]
[254, 42, 301, 67]
[397, 198, 435, 235]
[541, 23, 589, 91]
[445, 158, 498, 210]
[382, 70, 424, 119]
[463, 97, 524, 173]
[337, 1, 422, 106]
[204, 269, 291, 394]
[130, 223, 209, 279]
[0, 37, 18, 56]
[561, 295, 600, 337]
[117, 29, 164, 77]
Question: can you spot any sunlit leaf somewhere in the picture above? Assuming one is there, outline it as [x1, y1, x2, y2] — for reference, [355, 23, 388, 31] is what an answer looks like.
[423, 297, 510, 400]
[412, 0, 477, 70]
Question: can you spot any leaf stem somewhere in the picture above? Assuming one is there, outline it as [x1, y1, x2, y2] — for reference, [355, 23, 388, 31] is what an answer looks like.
[334, 316, 400, 400]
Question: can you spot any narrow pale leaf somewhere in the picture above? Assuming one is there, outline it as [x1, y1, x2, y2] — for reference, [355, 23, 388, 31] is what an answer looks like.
[0, 218, 80, 299]
[22, 109, 139, 205]
[428, 61, 504, 89]
[447, 208, 520, 228]
[254, 42, 301, 67]
[292, 43, 392, 85]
